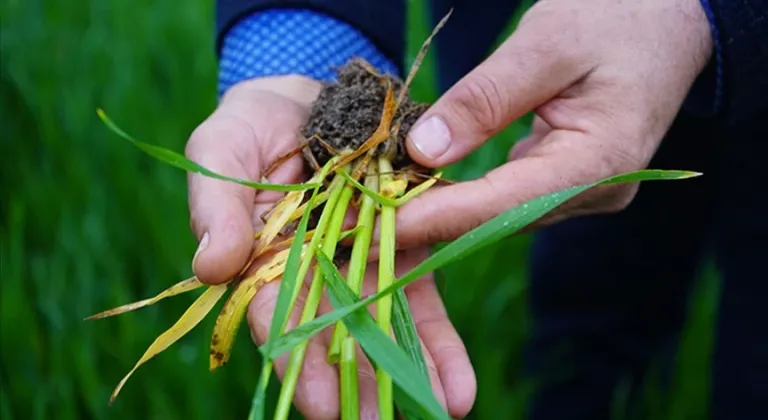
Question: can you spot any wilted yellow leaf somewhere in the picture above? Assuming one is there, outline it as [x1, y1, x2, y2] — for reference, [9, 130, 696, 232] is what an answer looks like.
[288, 189, 329, 223]
[270, 230, 315, 251]
[382, 172, 409, 199]
[85, 276, 203, 320]
[209, 245, 307, 370]
[256, 191, 305, 255]
[109, 284, 228, 404]
[240, 230, 315, 281]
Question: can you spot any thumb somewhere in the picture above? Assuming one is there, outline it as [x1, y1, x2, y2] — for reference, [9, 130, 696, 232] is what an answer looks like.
[186, 115, 260, 285]
[392, 128, 639, 249]
[405, 21, 592, 167]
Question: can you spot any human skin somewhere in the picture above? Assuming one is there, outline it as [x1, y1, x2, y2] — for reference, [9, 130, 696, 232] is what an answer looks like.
[391, 0, 714, 250]
[186, 0, 712, 418]
[185, 76, 476, 419]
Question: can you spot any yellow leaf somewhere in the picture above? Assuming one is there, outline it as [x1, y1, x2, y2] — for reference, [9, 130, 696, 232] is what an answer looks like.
[288, 189, 329, 223]
[240, 230, 315, 281]
[209, 245, 307, 370]
[270, 230, 315, 251]
[382, 172, 409, 199]
[257, 190, 306, 254]
[85, 276, 203, 320]
[109, 284, 228, 404]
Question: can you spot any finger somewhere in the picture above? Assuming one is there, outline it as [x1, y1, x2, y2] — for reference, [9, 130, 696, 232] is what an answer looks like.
[188, 77, 319, 285]
[187, 113, 261, 285]
[401, 250, 475, 418]
[339, 263, 382, 419]
[356, 343, 380, 420]
[405, 16, 595, 167]
[391, 128, 639, 249]
[508, 116, 551, 161]
[354, 334, 447, 418]
[248, 281, 339, 420]
[392, 249, 448, 410]
[417, 335, 448, 412]
[250, 155, 307, 236]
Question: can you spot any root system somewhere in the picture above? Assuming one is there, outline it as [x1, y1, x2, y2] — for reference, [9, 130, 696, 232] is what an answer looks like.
[301, 58, 430, 172]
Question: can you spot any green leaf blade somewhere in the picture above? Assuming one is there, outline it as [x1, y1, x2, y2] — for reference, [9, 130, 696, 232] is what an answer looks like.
[392, 288, 429, 380]
[96, 109, 317, 192]
[261, 169, 700, 351]
[264, 163, 332, 352]
[247, 361, 273, 420]
[314, 251, 450, 420]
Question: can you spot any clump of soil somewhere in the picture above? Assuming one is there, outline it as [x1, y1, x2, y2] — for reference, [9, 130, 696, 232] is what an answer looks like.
[301, 58, 430, 171]
[297, 58, 436, 267]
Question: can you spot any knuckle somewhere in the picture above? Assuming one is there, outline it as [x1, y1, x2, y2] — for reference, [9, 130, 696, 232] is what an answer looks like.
[449, 73, 507, 136]
[185, 120, 213, 160]
[476, 174, 506, 215]
[597, 184, 639, 214]
[414, 314, 446, 331]
[186, 113, 257, 164]
[582, 125, 647, 177]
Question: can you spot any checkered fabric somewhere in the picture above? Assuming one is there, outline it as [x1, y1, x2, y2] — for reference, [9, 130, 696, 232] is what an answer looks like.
[217, 9, 398, 98]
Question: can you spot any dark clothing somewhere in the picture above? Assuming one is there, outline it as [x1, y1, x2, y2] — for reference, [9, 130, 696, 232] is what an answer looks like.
[525, 116, 768, 420]
[215, 0, 768, 418]
[216, 0, 768, 123]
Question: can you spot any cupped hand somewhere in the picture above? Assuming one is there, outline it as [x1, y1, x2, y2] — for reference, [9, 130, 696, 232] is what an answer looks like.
[185, 76, 476, 419]
[391, 0, 714, 250]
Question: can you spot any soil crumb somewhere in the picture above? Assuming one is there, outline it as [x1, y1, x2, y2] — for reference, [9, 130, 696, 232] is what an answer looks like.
[301, 58, 429, 170]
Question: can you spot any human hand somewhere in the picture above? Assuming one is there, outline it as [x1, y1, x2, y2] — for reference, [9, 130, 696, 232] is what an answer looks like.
[249, 246, 476, 419]
[185, 77, 476, 419]
[391, 0, 713, 249]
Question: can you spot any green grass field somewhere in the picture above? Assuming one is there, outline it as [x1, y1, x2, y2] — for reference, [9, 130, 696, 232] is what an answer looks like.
[0, 1, 718, 419]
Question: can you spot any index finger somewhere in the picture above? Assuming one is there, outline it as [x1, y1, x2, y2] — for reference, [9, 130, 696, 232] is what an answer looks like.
[391, 128, 640, 250]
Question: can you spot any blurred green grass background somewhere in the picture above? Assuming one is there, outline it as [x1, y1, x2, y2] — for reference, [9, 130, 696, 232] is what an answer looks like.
[0, 0, 718, 419]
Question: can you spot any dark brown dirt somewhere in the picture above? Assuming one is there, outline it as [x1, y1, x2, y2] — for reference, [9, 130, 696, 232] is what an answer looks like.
[297, 58, 434, 266]
[332, 244, 353, 267]
[301, 58, 429, 171]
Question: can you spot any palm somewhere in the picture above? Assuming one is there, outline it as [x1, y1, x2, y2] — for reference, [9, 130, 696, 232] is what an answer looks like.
[186, 76, 475, 419]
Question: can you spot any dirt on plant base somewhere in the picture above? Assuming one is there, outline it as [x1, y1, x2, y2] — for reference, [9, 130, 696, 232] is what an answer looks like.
[297, 58, 437, 267]
[301, 58, 430, 172]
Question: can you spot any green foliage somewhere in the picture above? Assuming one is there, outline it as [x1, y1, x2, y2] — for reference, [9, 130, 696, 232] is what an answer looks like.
[392, 288, 430, 379]
[0, 1, 717, 420]
[314, 252, 449, 420]
[264, 171, 700, 355]
[97, 110, 318, 192]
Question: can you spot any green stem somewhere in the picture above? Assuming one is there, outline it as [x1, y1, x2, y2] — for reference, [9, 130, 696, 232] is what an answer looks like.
[282, 175, 345, 332]
[246, 360, 273, 420]
[377, 157, 396, 420]
[340, 337, 360, 420]
[274, 177, 355, 420]
[327, 164, 379, 362]
[249, 162, 341, 420]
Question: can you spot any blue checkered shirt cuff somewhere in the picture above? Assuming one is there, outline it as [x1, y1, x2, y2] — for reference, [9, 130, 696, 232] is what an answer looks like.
[217, 9, 399, 98]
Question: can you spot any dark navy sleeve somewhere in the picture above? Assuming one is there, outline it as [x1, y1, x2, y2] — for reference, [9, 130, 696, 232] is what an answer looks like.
[216, 0, 406, 72]
[686, 0, 768, 123]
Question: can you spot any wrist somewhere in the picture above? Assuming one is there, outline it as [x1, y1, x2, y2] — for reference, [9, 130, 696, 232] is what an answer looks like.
[682, 0, 723, 117]
[687, 0, 715, 75]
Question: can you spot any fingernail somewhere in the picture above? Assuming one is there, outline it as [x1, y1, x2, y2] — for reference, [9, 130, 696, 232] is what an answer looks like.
[191, 232, 209, 271]
[409, 116, 451, 160]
